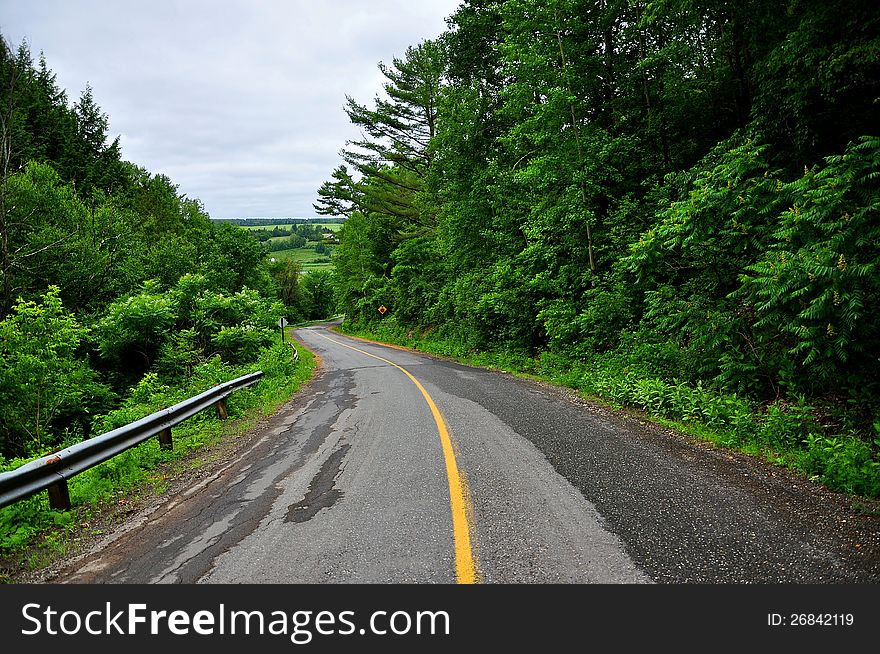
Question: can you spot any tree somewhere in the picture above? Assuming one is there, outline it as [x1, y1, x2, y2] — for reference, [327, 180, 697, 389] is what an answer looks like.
[314, 164, 365, 218]
[623, 136, 788, 394]
[319, 38, 446, 230]
[330, 210, 396, 321]
[0, 35, 28, 317]
[93, 279, 178, 378]
[270, 258, 308, 321]
[750, 0, 880, 167]
[302, 270, 336, 320]
[203, 222, 272, 294]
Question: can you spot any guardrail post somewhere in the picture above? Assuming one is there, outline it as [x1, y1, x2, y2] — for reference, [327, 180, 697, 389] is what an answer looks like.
[47, 480, 71, 511]
[158, 427, 173, 450]
[216, 398, 229, 420]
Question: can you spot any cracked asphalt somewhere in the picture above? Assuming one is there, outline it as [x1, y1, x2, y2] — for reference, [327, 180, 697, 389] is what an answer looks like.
[38, 323, 880, 585]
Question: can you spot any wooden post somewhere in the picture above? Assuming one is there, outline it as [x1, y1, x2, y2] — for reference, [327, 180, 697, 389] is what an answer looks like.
[47, 480, 71, 511]
[158, 427, 173, 450]
[216, 398, 229, 420]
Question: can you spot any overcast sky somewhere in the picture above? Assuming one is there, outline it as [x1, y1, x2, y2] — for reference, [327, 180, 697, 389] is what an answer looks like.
[0, 0, 461, 219]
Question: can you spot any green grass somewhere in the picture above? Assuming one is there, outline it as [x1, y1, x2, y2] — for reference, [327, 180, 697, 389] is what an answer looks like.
[266, 246, 334, 271]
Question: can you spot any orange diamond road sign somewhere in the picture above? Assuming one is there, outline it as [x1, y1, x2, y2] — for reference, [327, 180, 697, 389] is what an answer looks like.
[378, 305, 387, 315]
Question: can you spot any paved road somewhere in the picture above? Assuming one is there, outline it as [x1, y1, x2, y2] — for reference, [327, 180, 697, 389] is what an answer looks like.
[51, 324, 879, 583]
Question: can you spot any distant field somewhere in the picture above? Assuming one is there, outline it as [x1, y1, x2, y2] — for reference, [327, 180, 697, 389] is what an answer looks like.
[227, 220, 338, 273]
[267, 235, 336, 245]
[267, 246, 334, 272]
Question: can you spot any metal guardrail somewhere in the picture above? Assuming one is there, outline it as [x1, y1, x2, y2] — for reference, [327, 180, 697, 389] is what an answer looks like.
[0, 371, 264, 511]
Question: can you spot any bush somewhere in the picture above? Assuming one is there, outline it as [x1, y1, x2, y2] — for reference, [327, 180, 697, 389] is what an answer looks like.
[211, 326, 275, 364]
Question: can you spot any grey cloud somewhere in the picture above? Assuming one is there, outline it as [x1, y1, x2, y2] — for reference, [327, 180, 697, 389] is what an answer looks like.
[1, 0, 460, 218]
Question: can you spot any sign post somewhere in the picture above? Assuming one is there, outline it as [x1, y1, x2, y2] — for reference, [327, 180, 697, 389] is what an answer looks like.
[378, 305, 387, 316]
[277, 317, 289, 344]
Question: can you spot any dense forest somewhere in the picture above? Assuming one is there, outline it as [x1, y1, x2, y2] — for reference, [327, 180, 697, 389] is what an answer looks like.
[318, 0, 880, 496]
[0, 35, 322, 465]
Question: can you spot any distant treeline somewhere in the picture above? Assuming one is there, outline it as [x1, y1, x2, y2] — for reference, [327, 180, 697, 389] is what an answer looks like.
[214, 217, 346, 227]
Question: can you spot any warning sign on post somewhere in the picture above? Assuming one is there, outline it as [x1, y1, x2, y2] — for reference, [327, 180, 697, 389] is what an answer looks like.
[378, 305, 387, 315]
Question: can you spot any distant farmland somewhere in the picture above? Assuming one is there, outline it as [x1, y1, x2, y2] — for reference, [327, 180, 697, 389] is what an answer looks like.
[266, 246, 334, 271]
[212, 218, 342, 273]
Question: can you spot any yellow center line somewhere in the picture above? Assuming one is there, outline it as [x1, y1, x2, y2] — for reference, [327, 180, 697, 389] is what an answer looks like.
[313, 329, 479, 584]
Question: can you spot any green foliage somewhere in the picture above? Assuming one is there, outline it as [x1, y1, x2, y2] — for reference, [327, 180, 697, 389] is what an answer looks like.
[624, 135, 789, 394]
[330, 210, 396, 321]
[189, 286, 283, 339]
[211, 326, 275, 364]
[142, 233, 202, 289]
[1, 161, 115, 314]
[0, 287, 110, 457]
[300, 270, 336, 321]
[539, 281, 636, 355]
[269, 259, 307, 319]
[154, 328, 202, 383]
[93, 277, 286, 384]
[316, 38, 446, 234]
[799, 433, 880, 498]
[470, 258, 541, 351]
[751, 0, 880, 165]
[387, 236, 446, 327]
[0, 488, 71, 552]
[204, 222, 273, 295]
[94, 279, 177, 371]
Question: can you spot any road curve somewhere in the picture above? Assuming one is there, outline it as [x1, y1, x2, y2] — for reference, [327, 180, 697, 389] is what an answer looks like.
[48, 324, 879, 584]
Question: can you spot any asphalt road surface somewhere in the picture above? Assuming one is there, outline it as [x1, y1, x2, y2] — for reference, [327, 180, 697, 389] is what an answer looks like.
[48, 323, 879, 584]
